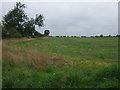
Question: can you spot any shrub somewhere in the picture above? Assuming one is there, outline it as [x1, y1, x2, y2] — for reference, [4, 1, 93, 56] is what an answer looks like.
[81, 36, 86, 38]
[56, 36, 59, 37]
[116, 35, 120, 37]
[34, 31, 43, 37]
[108, 35, 111, 37]
[12, 32, 22, 38]
[8, 28, 22, 38]
[100, 34, 103, 37]
[44, 30, 50, 36]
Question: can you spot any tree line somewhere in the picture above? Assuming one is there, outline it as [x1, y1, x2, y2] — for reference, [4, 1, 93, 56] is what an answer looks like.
[1, 2, 49, 39]
[54, 35, 120, 38]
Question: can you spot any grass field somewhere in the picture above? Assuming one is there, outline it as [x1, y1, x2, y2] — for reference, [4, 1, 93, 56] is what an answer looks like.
[2, 37, 119, 88]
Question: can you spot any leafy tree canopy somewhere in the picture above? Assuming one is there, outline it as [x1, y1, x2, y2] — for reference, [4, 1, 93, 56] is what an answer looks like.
[2, 2, 45, 38]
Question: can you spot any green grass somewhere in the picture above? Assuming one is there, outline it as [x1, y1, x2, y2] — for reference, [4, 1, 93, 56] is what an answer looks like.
[2, 37, 119, 88]
[12, 37, 118, 62]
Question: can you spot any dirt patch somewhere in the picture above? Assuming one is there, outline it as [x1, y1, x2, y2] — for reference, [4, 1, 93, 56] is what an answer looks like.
[2, 38, 36, 43]
[20, 38, 35, 41]
[41, 37, 49, 39]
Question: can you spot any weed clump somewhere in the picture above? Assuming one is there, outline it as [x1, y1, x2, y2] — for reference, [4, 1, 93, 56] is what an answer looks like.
[42, 66, 57, 73]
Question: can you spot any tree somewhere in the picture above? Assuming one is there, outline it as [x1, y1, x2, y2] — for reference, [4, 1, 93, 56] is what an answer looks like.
[108, 35, 111, 37]
[23, 15, 44, 37]
[2, 2, 45, 38]
[2, 2, 28, 36]
[35, 14, 44, 27]
[100, 34, 103, 37]
[44, 30, 50, 36]
[23, 18, 35, 37]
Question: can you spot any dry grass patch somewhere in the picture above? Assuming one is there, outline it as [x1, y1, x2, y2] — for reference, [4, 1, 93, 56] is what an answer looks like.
[26, 49, 50, 70]
[2, 40, 70, 70]
[26, 49, 71, 70]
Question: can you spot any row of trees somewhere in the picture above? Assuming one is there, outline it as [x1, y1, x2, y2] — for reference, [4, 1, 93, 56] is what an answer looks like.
[55, 35, 120, 38]
[2, 2, 48, 39]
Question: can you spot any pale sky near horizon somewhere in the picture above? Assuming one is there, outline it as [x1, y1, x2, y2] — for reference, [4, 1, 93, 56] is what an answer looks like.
[1, 1, 118, 36]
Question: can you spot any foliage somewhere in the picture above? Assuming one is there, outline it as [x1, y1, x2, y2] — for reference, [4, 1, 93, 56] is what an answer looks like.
[23, 19, 35, 37]
[44, 30, 50, 36]
[34, 31, 44, 37]
[2, 2, 27, 36]
[35, 14, 44, 27]
[2, 2, 44, 39]
[2, 26, 7, 39]
[100, 34, 103, 37]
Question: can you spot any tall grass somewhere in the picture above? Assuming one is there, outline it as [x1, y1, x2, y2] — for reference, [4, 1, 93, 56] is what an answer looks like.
[2, 40, 69, 70]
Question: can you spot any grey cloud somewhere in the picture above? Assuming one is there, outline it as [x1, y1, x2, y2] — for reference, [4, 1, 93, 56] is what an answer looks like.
[2, 2, 118, 36]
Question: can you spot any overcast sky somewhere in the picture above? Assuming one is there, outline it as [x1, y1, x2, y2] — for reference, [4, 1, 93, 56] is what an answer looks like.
[1, 2, 118, 36]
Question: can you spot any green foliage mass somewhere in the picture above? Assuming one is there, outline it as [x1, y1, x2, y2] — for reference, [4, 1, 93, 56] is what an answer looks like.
[2, 2, 44, 39]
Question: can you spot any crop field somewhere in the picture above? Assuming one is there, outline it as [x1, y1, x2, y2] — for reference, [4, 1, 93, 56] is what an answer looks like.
[2, 37, 119, 88]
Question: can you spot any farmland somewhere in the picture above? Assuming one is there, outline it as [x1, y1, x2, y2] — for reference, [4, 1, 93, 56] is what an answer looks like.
[2, 37, 119, 88]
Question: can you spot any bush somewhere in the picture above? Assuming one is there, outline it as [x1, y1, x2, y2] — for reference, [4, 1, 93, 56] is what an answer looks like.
[34, 31, 43, 37]
[2, 27, 8, 39]
[12, 32, 22, 38]
[2, 28, 22, 38]
[44, 30, 50, 36]
[100, 34, 103, 37]
[108, 35, 111, 37]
